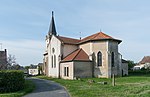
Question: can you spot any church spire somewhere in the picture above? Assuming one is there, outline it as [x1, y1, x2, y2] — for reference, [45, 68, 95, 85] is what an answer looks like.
[48, 11, 57, 36]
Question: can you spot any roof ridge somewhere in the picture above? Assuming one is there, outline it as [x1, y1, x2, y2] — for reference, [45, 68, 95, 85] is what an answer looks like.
[101, 32, 113, 38]
[92, 32, 99, 39]
[72, 48, 82, 60]
[58, 36, 80, 40]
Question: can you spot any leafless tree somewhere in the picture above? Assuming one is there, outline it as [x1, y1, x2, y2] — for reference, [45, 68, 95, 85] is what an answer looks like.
[7, 54, 17, 69]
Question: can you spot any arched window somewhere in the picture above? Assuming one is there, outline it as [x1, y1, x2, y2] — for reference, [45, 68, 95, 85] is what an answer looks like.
[111, 52, 114, 67]
[51, 56, 53, 68]
[54, 55, 56, 68]
[97, 51, 102, 66]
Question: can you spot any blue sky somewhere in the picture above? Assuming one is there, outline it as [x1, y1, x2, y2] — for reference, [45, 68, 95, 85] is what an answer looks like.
[0, 0, 150, 66]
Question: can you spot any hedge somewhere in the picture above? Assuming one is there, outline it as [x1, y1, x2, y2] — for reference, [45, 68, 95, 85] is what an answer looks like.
[129, 70, 150, 75]
[0, 70, 25, 93]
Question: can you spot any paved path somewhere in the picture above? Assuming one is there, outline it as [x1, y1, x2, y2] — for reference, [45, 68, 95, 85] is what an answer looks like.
[23, 77, 70, 97]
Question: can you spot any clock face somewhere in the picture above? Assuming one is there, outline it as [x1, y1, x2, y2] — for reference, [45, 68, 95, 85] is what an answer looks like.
[52, 48, 55, 53]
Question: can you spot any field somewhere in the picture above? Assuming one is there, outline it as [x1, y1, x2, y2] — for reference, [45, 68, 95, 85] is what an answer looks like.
[37, 74, 150, 97]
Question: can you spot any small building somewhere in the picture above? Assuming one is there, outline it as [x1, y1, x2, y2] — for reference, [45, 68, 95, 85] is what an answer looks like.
[133, 56, 150, 70]
[28, 65, 38, 76]
[60, 49, 93, 79]
[0, 49, 7, 70]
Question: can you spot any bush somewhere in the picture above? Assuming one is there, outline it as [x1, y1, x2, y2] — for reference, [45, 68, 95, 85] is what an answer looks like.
[0, 70, 25, 93]
[129, 70, 150, 75]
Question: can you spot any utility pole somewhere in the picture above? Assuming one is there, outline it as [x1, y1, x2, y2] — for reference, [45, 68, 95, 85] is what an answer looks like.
[112, 74, 115, 86]
[0, 43, 2, 51]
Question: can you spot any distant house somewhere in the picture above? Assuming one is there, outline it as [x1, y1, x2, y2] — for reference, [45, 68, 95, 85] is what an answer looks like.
[28, 65, 38, 76]
[133, 56, 150, 70]
[43, 12, 128, 79]
[0, 49, 7, 70]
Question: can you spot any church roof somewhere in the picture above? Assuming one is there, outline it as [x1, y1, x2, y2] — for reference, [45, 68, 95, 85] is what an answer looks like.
[61, 48, 91, 62]
[139, 56, 150, 64]
[79, 32, 122, 44]
[57, 32, 121, 45]
[57, 36, 80, 45]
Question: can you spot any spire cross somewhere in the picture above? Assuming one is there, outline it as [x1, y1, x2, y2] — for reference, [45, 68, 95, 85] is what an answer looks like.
[80, 32, 82, 40]
[100, 29, 102, 32]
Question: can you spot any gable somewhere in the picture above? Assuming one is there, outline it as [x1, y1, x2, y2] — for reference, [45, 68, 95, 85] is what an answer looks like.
[61, 48, 91, 62]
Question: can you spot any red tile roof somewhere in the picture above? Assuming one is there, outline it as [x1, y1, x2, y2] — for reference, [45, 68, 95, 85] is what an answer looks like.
[57, 32, 121, 45]
[79, 32, 122, 44]
[57, 36, 80, 45]
[61, 48, 91, 62]
[139, 56, 150, 64]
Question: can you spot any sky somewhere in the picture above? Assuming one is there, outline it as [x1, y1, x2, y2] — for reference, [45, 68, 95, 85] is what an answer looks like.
[0, 0, 150, 66]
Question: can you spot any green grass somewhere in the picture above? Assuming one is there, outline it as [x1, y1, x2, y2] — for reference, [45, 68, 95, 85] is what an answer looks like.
[0, 80, 35, 97]
[36, 74, 150, 97]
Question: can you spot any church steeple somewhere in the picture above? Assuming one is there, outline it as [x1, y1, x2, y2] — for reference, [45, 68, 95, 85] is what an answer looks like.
[48, 11, 57, 36]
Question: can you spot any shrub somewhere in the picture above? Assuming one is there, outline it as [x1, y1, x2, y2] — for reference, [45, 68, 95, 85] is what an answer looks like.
[0, 70, 25, 93]
[129, 70, 150, 75]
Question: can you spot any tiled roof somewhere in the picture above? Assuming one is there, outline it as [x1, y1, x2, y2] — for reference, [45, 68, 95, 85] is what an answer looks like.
[61, 48, 91, 62]
[79, 32, 122, 44]
[57, 36, 80, 45]
[57, 32, 121, 45]
[139, 56, 150, 64]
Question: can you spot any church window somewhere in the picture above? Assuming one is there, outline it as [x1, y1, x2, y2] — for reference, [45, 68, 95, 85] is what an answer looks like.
[64, 67, 69, 77]
[51, 56, 53, 68]
[97, 51, 102, 66]
[111, 52, 115, 67]
[54, 55, 56, 68]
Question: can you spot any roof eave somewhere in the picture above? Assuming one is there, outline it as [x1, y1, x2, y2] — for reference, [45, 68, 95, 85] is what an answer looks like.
[60, 60, 92, 63]
[78, 38, 122, 44]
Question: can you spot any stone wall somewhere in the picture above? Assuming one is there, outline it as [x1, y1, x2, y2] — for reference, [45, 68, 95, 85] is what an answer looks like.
[108, 41, 121, 77]
[122, 62, 128, 76]
[79, 41, 109, 78]
[74, 61, 92, 78]
[62, 44, 78, 58]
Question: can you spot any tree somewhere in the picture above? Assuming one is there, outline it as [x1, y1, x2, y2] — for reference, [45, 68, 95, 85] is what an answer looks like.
[25, 66, 30, 70]
[7, 54, 16, 64]
[7, 54, 17, 69]
[127, 60, 136, 70]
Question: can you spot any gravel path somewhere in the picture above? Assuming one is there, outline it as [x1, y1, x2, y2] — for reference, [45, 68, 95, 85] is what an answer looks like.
[23, 77, 70, 97]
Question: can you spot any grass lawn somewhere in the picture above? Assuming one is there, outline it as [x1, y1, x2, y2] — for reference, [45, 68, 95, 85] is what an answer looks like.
[0, 80, 35, 97]
[36, 74, 150, 97]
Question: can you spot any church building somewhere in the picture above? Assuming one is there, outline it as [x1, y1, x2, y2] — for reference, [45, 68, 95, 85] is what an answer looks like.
[43, 12, 128, 79]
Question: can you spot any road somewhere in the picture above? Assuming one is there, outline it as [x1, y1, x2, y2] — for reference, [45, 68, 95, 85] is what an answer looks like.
[23, 77, 70, 97]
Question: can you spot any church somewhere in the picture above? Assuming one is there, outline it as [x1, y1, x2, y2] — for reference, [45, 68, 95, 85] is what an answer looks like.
[43, 12, 128, 79]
